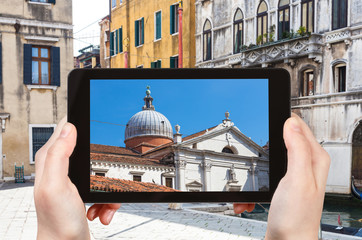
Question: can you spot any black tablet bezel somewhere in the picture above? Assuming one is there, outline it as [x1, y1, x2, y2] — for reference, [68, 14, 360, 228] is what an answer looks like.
[68, 68, 290, 203]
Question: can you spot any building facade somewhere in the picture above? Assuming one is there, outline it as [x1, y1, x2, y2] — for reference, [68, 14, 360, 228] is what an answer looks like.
[105, 0, 196, 68]
[0, 0, 73, 180]
[74, 45, 100, 68]
[195, 0, 362, 194]
[99, 16, 110, 68]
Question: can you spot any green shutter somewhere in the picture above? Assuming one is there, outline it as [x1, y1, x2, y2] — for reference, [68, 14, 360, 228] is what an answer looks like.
[51, 46, 60, 86]
[135, 20, 139, 46]
[110, 31, 114, 55]
[157, 60, 161, 68]
[151, 62, 156, 68]
[23, 44, 32, 85]
[119, 28, 123, 53]
[170, 56, 175, 68]
[115, 29, 119, 54]
[156, 12, 161, 39]
[170, 5, 175, 34]
[141, 18, 144, 45]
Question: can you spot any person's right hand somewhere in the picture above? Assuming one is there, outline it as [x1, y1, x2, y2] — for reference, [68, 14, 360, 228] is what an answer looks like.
[265, 114, 330, 239]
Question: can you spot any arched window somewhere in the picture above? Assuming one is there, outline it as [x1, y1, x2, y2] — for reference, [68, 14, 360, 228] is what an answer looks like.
[203, 20, 212, 61]
[222, 147, 234, 154]
[301, 0, 314, 33]
[278, 0, 290, 40]
[233, 9, 244, 54]
[333, 63, 346, 92]
[332, 0, 348, 30]
[257, 1, 268, 44]
[301, 69, 314, 96]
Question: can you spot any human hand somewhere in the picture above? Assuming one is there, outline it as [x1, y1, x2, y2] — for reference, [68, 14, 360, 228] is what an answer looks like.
[34, 117, 121, 240]
[265, 114, 330, 239]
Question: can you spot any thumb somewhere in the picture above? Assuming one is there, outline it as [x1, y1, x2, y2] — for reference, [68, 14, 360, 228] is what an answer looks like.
[283, 117, 313, 181]
[42, 123, 77, 182]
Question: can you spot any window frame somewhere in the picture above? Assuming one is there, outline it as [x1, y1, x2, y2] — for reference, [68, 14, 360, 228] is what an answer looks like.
[301, 0, 314, 33]
[154, 10, 162, 41]
[300, 69, 315, 97]
[111, 0, 117, 9]
[151, 60, 162, 68]
[257, 1, 268, 44]
[334, 63, 347, 92]
[332, 0, 348, 30]
[133, 175, 142, 182]
[203, 20, 212, 61]
[31, 46, 51, 85]
[170, 55, 179, 68]
[278, 0, 290, 40]
[28, 0, 55, 5]
[170, 3, 179, 35]
[135, 17, 144, 47]
[29, 124, 56, 164]
[233, 9, 244, 54]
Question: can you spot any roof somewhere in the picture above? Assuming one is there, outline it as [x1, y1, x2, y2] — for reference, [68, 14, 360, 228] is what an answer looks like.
[182, 126, 218, 141]
[91, 152, 171, 167]
[91, 144, 140, 156]
[90, 175, 180, 192]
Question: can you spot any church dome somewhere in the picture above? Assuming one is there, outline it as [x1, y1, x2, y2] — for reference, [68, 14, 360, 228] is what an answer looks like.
[125, 110, 173, 140]
[124, 86, 173, 142]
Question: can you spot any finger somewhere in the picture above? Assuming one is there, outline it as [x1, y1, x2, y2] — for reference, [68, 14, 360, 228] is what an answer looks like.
[283, 117, 314, 183]
[87, 204, 103, 221]
[35, 116, 67, 185]
[98, 204, 121, 225]
[233, 203, 255, 214]
[42, 123, 77, 183]
[291, 114, 330, 189]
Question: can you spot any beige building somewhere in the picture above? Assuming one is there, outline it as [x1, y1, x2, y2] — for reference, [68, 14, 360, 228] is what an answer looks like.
[195, 0, 362, 195]
[0, 0, 73, 180]
[99, 15, 110, 68]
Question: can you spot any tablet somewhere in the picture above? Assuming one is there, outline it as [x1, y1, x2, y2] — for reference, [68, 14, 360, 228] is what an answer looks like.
[68, 68, 290, 203]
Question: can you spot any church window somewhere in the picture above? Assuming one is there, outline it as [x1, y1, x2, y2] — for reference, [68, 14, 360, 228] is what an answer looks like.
[192, 143, 197, 149]
[222, 147, 234, 154]
[166, 178, 173, 188]
[95, 172, 105, 177]
[257, 1, 268, 44]
[233, 9, 243, 54]
[278, 0, 290, 40]
[133, 175, 142, 182]
[301, 69, 314, 96]
[334, 63, 346, 92]
[332, 0, 347, 30]
[203, 20, 212, 61]
[301, 0, 314, 33]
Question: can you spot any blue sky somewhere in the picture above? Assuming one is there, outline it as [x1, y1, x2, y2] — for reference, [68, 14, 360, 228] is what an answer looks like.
[90, 79, 268, 147]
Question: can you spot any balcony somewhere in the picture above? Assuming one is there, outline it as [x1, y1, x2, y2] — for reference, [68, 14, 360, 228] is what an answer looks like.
[197, 33, 324, 68]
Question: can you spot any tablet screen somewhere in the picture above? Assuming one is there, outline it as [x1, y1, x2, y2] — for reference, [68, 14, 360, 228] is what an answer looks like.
[90, 79, 269, 193]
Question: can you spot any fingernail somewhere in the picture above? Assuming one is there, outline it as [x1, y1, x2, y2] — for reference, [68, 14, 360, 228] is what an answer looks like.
[89, 209, 96, 221]
[290, 118, 301, 132]
[107, 210, 115, 224]
[60, 123, 71, 138]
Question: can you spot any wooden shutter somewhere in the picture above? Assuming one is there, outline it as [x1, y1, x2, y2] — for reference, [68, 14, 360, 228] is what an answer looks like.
[119, 28, 123, 53]
[141, 18, 144, 45]
[115, 29, 119, 54]
[157, 60, 161, 68]
[0, 42, 2, 84]
[135, 21, 139, 46]
[110, 31, 114, 55]
[156, 12, 161, 39]
[23, 44, 32, 85]
[170, 5, 175, 34]
[51, 46, 60, 86]
[48, 0, 56, 4]
[151, 62, 156, 68]
[170, 56, 175, 68]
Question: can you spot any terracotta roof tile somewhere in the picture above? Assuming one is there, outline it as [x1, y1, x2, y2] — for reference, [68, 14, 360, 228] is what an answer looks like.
[91, 144, 140, 155]
[182, 126, 218, 141]
[90, 175, 180, 192]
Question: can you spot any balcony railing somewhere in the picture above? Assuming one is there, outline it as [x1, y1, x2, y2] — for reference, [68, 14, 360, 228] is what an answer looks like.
[197, 33, 324, 68]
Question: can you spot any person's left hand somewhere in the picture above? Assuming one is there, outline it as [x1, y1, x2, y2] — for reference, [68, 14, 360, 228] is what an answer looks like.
[34, 117, 121, 240]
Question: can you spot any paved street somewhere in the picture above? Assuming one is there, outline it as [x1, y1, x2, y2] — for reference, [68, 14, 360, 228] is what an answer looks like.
[0, 181, 361, 240]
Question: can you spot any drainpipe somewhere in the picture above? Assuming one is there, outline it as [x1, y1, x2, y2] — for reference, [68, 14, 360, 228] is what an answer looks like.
[178, 1, 183, 68]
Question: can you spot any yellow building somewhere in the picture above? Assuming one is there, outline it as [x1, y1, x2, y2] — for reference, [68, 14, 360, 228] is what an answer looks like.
[108, 0, 195, 68]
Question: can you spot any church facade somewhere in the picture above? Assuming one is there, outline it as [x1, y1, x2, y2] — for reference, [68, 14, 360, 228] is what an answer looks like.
[91, 88, 269, 192]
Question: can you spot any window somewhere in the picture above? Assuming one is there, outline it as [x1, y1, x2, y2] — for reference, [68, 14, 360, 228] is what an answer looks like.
[203, 20, 212, 61]
[29, 0, 56, 4]
[133, 175, 142, 182]
[334, 63, 346, 92]
[151, 60, 161, 68]
[155, 11, 162, 40]
[332, 0, 347, 30]
[170, 56, 178, 68]
[301, 69, 314, 96]
[95, 172, 105, 177]
[111, 0, 116, 8]
[23, 44, 60, 86]
[233, 9, 244, 54]
[29, 125, 55, 163]
[170, 4, 179, 34]
[257, 1, 268, 44]
[278, 0, 290, 40]
[166, 178, 173, 188]
[120, 0, 122, 4]
[222, 147, 234, 154]
[135, 18, 144, 47]
[301, 0, 314, 33]
[0, 42, 2, 84]
[110, 28, 123, 56]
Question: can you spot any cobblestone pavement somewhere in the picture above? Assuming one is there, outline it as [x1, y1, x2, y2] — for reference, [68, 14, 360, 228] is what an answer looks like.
[0, 182, 361, 240]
